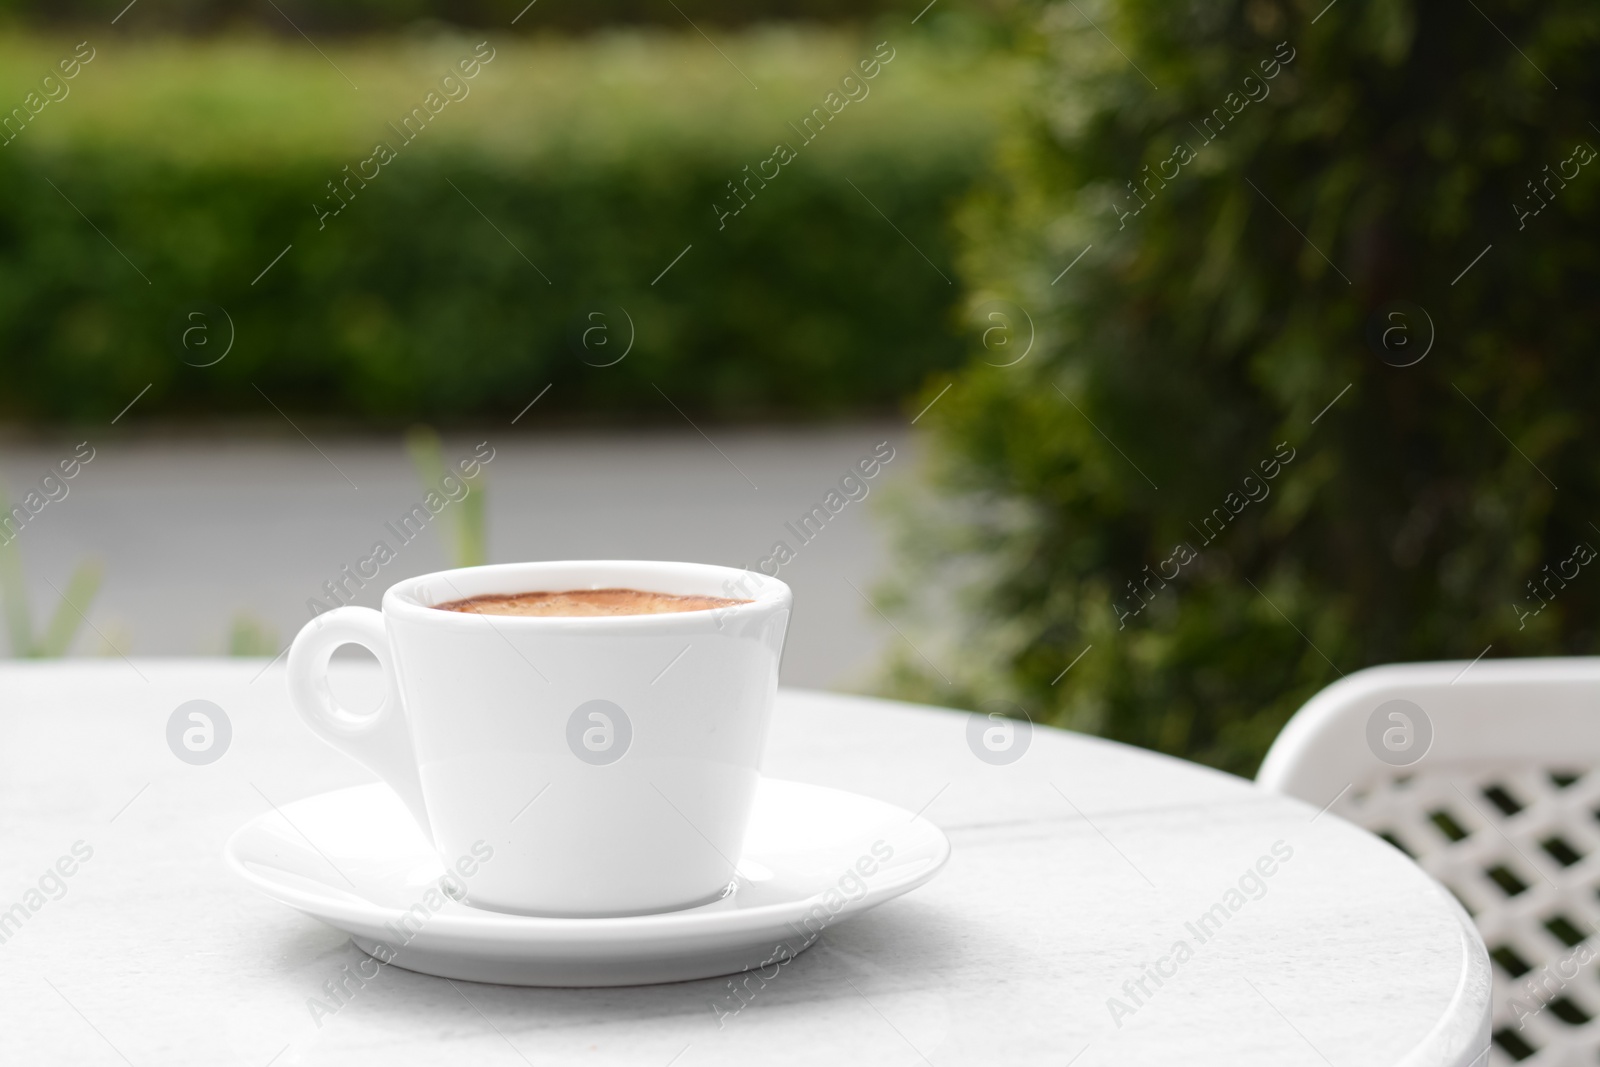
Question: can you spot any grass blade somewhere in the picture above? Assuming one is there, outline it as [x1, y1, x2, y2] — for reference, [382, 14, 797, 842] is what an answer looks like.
[0, 489, 36, 655]
[37, 560, 103, 657]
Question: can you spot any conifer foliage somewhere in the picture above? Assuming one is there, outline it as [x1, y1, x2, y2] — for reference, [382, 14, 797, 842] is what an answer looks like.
[889, 0, 1600, 774]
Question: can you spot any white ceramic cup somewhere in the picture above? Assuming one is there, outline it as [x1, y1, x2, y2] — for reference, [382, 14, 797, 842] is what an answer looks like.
[285, 560, 791, 917]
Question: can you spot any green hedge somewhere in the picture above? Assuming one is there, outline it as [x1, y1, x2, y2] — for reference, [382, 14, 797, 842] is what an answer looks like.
[0, 31, 1014, 424]
[0, 0, 913, 34]
[883, 0, 1600, 775]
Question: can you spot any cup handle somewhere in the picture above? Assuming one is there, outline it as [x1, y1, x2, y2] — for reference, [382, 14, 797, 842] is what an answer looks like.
[286, 606, 432, 839]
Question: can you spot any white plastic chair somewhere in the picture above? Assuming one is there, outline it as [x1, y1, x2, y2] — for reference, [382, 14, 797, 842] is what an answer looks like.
[1258, 658, 1600, 1066]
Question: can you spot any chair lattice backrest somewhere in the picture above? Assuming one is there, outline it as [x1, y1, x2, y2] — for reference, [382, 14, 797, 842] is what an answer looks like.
[1257, 659, 1600, 1067]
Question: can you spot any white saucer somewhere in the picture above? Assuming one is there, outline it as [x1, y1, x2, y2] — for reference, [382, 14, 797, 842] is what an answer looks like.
[225, 778, 950, 987]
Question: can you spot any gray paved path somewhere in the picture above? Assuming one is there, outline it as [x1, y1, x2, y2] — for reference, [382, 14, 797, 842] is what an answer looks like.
[0, 422, 921, 689]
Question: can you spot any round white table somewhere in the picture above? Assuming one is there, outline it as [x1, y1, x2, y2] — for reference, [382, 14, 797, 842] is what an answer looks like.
[0, 661, 1489, 1066]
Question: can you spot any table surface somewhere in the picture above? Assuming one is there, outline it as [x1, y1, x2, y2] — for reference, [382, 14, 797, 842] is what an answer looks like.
[0, 660, 1490, 1067]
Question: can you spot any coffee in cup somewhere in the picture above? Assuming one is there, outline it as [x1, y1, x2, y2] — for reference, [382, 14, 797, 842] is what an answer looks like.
[435, 588, 749, 617]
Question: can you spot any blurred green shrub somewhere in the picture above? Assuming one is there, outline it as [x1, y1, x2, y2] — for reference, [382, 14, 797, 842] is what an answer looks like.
[885, 0, 1600, 775]
[0, 526, 101, 656]
[0, 0, 918, 33]
[0, 31, 1013, 425]
[406, 426, 487, 567]
[227, 612, 279, 656]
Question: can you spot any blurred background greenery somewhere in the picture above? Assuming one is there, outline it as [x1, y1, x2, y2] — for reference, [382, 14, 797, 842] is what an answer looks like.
[882, 0, 1600, 774]
[2, 0, 1595, 776]
[0, 23, 1016, 423]
[0, 0, 913, 33]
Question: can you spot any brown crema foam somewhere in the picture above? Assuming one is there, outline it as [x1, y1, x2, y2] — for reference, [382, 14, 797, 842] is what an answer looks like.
[433, 588, 750, 617]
